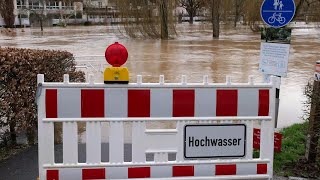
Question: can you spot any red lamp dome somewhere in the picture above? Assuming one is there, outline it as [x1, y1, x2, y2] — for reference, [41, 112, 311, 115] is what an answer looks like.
[105, 42, 128, 67]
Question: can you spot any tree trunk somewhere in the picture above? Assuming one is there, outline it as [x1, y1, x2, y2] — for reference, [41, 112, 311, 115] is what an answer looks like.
[160, 0, 169, 39]
[0, 0, 15, 28]
[19, 15, 22, 27]
[293, 0, 306, 21]
[40, 17, 43, 31]
[9, 121, 17, 145]
[306, 80, 320, 163]
[189, 11, 194, 24]
[234, 0, 240, 28]
[211, 0, 220, 38]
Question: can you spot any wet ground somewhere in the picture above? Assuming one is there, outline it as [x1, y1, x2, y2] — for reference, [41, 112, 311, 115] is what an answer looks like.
[1, 23, 320, 128]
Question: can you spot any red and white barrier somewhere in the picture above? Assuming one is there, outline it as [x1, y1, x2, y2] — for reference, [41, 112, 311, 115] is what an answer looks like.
[46, 163, 269, 179]
[45, 88, 270, 118]
[37, 74, 276, 180]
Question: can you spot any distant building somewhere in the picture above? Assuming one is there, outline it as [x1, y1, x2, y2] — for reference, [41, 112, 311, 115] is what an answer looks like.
[82, 0, 119, 24]
[0, 0, 120, 27]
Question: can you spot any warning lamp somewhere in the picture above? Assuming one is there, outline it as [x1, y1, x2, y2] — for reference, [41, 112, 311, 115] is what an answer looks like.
[104, 42, 129, 84]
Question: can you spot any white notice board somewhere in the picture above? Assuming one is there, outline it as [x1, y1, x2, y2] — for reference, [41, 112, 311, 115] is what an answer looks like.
[184, 124, 246, 159]
[259, 42, 290, 77]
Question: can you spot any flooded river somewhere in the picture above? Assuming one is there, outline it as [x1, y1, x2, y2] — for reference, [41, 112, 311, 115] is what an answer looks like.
[1, 24, 320, 129]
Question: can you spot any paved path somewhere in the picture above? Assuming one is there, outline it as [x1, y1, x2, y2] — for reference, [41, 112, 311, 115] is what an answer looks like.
[0, 144, 289, 180]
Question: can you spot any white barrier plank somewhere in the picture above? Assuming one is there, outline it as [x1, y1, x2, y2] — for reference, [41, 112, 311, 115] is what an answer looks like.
[109, 122, 124, 163]
[63, 122, 78, 164]
[195, 88, 216, 117]
[39, 122, 54, 177]
[86, 122, 101, 163]
[238, 89, 259, 116]
[154, 152, 168, 162]
[176, 121, 185, 162]
[145, 131, 177, 150]
[260, 120, 274, 160]
[151, 89, 172, 117]
[245, 121, 253, 159]
[132, 121, 146, 163]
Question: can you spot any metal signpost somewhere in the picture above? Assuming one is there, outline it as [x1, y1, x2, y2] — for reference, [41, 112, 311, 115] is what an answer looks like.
[260, 0, 295, 127]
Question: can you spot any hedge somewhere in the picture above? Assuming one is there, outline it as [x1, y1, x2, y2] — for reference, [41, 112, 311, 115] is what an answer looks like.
[0, 47, 85, 145]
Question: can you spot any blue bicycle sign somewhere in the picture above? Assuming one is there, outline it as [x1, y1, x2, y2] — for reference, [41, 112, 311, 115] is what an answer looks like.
[268, 13, 286, 24]
[261, 0, 296, 28]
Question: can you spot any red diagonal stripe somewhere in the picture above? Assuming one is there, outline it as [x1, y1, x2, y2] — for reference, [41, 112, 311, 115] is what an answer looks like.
[47, 169, 59, 180]
[173, 90, 195, 117]
[216, 90, 238, 116]
[128, 90, 150, 117]
[46, 89, 57, 118]
[81, 89, 104, 117]
[128, 167, 150, 178]
[215, 164, 236, 175]
[172, 166, 194, 177]
[257, 164, 268, 174]
[258, 89, 269, 116]
[82, 168, 106, 179]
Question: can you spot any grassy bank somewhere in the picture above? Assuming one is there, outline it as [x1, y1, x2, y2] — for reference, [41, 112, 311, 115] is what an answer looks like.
[274, 122, 320, 178]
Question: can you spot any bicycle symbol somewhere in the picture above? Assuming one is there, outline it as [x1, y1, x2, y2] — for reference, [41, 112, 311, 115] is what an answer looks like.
[268, 13, 286, 24]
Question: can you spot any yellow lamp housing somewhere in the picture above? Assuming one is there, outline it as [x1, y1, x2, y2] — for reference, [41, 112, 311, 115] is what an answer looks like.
[104, 67, 129, 84]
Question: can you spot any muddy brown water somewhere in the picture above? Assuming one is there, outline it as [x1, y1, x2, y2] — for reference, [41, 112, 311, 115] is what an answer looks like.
[1, 23, 320, 133]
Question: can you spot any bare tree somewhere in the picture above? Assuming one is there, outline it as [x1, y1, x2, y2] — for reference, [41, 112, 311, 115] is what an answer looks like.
[0, 0, 15, 28]
[304, 80, 320, 164]
[179, 0, 205, 24]
[160, 0, 169, 39]
[83, 0, 93, 22]
[58, 0, 80, 27]
[210, 0, 220, 38]
[115, 0, 176, 39]
[234, 0, 245, 27]
[21, 0, 48, 31]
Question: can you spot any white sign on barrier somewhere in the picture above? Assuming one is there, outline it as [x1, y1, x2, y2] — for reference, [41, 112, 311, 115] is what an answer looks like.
[184, 124, 246, 158]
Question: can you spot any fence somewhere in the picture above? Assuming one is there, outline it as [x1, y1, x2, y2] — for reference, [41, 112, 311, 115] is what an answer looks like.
[37, 74, 276, 180]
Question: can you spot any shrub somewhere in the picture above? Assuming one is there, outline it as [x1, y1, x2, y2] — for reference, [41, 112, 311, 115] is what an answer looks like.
[0, 47, 85, 145]
[84, 21, 92, 26]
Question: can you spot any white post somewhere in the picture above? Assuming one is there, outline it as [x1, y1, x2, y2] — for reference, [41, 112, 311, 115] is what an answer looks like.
[88, 74, 94, 85]
[203, 75, 209, 85]
[137, 75, 142, 85]
[132, 121, 146, 163]
[63, 122, 78, 164]
[37, 74, 54, 180]
[226, 76, 232, 85]
[63, 74, 69, 84]
[159, 75, 165, 85]
[109, 122, 124, 163]
[86, 122, 102, 164]
[260, 76, 276, 178]
[176, 121, 185, 162]
[245, 121, 253, 159]
[181, 75, 187, 85]
[248, 75, 254, 85]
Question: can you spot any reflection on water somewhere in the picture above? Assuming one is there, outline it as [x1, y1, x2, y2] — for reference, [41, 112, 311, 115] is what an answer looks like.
[1, 24, 320, 129]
